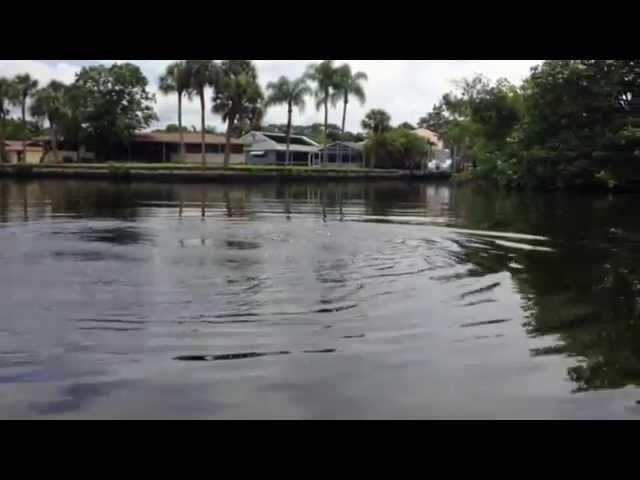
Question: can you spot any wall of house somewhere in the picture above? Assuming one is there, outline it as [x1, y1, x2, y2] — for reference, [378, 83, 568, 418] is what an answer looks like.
[245, 150, 278, 165]
[177, 153, 245, 165]
[42, 149, 95, 163]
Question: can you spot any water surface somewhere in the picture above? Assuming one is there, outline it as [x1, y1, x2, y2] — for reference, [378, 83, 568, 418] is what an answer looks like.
[1, 179, 640, 419]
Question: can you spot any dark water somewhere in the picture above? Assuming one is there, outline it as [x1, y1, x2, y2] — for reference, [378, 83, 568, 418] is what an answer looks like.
[1, 178, 640, 419]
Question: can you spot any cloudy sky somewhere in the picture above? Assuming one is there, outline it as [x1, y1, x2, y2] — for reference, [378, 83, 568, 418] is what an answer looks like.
[0, 60, 541, 132]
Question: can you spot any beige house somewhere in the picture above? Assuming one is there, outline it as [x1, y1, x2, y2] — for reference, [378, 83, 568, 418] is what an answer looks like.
[32, 131, 245, 164]
[412, 128, 445, 149]
[131, 132, 244, 165]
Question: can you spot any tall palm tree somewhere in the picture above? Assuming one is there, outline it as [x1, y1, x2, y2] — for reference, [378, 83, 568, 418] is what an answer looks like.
[361, 108, 391, 169]
[332, 64, 367, 136]
[186, 60, 217, 167]
[212, 60, 263, 169]
[12, 74, 39, 163]
[159, 61, 192, 162]
[0, 77, 18, 163]
[306, 60, 340, 164]
[30, 81, 67, 164]
[265, 75, 312, 166]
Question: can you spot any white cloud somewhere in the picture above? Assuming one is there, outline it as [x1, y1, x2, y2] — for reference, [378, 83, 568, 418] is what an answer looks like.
[1, 60, 541, 132]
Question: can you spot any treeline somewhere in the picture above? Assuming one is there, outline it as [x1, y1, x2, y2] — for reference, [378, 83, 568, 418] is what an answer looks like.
[2, 58, 436, 170]
[0, 64, 157, 163]
[419, 60, 640, 189]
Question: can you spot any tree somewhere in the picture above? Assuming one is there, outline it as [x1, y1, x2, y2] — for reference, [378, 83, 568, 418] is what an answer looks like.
[265, 75, 312, 165]
[397, 121, 416, 130]
[60, 84, 86, 162]
[186, 60, 217, 166]
[159, 61, 193, 162]
[30, 80, 67, 163]
[0, 77, 18, 162]
[72, 63, 157, 161]
[306, 60, 340, 163]
[12, 74, 39, 163]
[332, 64, 367, 136]
[361, 108, 391, 168]
[212, 60, 263, 168]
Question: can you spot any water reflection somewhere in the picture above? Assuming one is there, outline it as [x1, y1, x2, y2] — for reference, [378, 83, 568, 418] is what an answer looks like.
[2, 178, 640, 417]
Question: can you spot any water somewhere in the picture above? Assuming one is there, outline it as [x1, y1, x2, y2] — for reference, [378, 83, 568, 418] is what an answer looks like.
[1, 178, 640, 419]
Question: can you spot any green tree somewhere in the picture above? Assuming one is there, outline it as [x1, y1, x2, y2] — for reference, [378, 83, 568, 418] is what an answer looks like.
[212, 60, 263, 168]
[265, 75, 312, 166]
[60, 84, 86, 162]
[30, 80, 67, 163]
[12, 74, 39, 163]
[332, 64, 367, 136]
[361, 108, 391, 168]
[161, 123, 190, 133]
[0, 77, 18, 162]
[186, 60, 217, 166]
[306, 60, 340, 162]
[72, 63, 157, 161]
[397, 121, 416, 130]
[418, 103, 449, 134]
[159, 61, 193, 162]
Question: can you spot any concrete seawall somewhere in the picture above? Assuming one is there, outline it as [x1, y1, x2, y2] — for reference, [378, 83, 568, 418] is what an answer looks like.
[0, 165, 452, 183]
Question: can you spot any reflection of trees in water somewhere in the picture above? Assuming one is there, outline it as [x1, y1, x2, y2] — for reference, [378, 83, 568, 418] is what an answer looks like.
[451, 187, 640, 393]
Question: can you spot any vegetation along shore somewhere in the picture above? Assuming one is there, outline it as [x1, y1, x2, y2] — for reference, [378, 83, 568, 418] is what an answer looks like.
[2, 59, 640, 190]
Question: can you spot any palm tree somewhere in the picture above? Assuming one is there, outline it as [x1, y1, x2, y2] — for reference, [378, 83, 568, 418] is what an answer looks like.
[265, 75, 312, 166]
[30, 81, 67, 164]
[185, 60, 217, 167]
[306, 60, 340, 164]
[332, 64, 367, 136]
[212, 60, 263, 169]
[0, 77, 18, 163]
[12, 74, 39, 163]
[361, 108, 391, 169]
[159, 61, 192, 162]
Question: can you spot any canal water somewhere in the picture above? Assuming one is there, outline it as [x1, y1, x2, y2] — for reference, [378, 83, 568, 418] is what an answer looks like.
[1, 178, 640, 419]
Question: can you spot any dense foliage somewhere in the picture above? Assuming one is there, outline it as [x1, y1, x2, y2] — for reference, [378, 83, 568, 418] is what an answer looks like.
[73, 63, 158, 161]
[423, 60, 640, 189]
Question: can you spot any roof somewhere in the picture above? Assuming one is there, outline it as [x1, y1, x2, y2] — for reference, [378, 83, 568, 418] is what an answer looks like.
[319, 141, 365, 152]
[412, 128, 444, 148]
[133, 131, 242, 145]
[241, 131, 319, 148]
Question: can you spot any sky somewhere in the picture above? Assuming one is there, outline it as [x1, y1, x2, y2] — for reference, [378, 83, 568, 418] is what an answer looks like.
[0, 60, 541, 133]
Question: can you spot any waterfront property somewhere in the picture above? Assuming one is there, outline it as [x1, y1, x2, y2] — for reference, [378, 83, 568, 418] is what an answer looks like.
[310, 141, 365, 168]
[130, 132, 244, 165]
[31, 132, 244, 165]
[412, 128, 444, 149]
[241, 131, 320, 166]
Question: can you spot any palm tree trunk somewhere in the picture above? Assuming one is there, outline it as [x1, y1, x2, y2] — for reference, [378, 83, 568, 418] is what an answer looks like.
[286, 103, 292, 167]
[178, 93, 185, 163]
[224, 118, 232, 169]
[371, 136, 376, 169]
[50, 119, 59, 163]
[21, 101, 27, 164]
[323, 94, 329, 166]
[0, 115, 6, 163]
[200, 90, 206, 167]
[341, 96, 348, 137]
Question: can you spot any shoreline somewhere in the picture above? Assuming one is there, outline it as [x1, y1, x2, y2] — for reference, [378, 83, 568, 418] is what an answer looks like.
[0, 164, 452, 183]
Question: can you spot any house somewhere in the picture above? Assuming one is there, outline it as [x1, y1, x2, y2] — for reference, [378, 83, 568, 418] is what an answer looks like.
[241, 131, 320, 166]
[412, 128, 445, 149]
[311, 141, 365, 168]
[31, 131, 244, 164]
[129, 132, 244, 164]
[2, 140, 45, 164]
